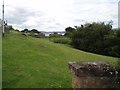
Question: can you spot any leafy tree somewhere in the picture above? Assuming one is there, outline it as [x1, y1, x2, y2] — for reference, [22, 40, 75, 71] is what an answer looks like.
[21, 29, 29, 33]
[31, 29, 40, 33]
[64, 27, 75, 37]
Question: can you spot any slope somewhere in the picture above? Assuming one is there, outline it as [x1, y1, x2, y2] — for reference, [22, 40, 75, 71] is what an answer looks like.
[2, 31, 118, 88]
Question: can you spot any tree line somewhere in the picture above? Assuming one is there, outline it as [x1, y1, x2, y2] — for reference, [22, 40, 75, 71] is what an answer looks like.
[21, 29, 45, 38]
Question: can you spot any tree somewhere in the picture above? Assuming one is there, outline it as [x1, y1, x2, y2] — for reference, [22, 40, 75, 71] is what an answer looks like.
[64, 27, 75, 37]
[21, 29, 29, 33]
[71, 22, 117, 56]
[31, 29, 40, 33]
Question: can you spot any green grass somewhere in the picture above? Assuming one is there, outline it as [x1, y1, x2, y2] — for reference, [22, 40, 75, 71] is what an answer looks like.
[49, 37, 71, 44]
[0, 30, 2, 89]
[2, 31, 118, 88]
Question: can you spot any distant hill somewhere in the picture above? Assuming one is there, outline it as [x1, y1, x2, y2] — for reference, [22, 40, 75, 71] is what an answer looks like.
[42, 31, 65, 36]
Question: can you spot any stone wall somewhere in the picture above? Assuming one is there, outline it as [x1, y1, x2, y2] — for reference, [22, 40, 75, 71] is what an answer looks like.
[68, 61, 120, 89]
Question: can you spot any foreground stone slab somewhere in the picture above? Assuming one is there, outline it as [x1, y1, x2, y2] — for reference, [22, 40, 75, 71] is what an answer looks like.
[68, 61, 120, 88]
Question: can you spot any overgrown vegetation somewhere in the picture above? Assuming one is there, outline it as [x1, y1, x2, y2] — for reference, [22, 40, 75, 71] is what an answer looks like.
[49, 32, 71, 44]
[64, 22, 120, 57]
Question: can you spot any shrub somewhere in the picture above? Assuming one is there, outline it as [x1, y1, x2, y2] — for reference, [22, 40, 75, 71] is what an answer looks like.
[71, 22, 120, 57]
[50, 37, 71, 44]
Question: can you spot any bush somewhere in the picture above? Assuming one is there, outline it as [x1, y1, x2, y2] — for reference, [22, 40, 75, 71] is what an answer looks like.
[71, 22, 120, 57]
[50, 37, 71, 44]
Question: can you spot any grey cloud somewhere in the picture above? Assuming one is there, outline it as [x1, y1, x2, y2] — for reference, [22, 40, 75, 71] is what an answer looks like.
[6, 8, 30, 24]
[6, 7, 44, 25]
[73, 19, 86, 22]
[55, 22, 64, 27]
[73, 0, 117, 4]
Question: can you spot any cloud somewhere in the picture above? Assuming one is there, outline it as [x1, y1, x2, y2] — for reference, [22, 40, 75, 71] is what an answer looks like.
[4, 6, 45, 30]
[0, 0, 119, 31]
[63, 1, 118, 28]
[5, 8, 30, 24]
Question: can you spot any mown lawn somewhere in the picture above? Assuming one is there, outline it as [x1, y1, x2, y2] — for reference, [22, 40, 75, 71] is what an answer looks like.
[2, 31, 118, 88]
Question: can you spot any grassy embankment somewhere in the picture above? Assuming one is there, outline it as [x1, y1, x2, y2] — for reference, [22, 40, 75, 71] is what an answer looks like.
[2, 31, 118, 88]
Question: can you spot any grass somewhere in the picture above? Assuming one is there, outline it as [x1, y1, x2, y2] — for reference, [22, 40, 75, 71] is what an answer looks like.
[2, 31, 118, 88]
[0, 30, 2, 89]
[49, 37, 71, 44]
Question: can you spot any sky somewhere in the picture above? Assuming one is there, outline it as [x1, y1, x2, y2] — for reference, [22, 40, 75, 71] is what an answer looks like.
[0, 0, 119, 31]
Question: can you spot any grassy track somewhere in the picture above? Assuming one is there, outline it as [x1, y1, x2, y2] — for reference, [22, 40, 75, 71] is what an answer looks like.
[2, 31, 118, 88]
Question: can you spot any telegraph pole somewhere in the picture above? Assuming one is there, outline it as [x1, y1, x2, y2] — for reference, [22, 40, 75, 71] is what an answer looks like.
[2, 0, 5, 37]
[118, 1, 120, 28]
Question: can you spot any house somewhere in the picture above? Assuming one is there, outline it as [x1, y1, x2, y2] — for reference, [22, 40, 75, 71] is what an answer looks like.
[0, 19, 13, 31]
[0, 19, 2, 30]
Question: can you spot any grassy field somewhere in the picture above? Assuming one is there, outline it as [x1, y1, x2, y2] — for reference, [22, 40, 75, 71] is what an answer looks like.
[2, 31, 118, 88]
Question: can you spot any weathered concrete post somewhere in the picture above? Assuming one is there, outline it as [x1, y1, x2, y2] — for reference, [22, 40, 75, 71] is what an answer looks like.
[68, 61, 120, 89]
